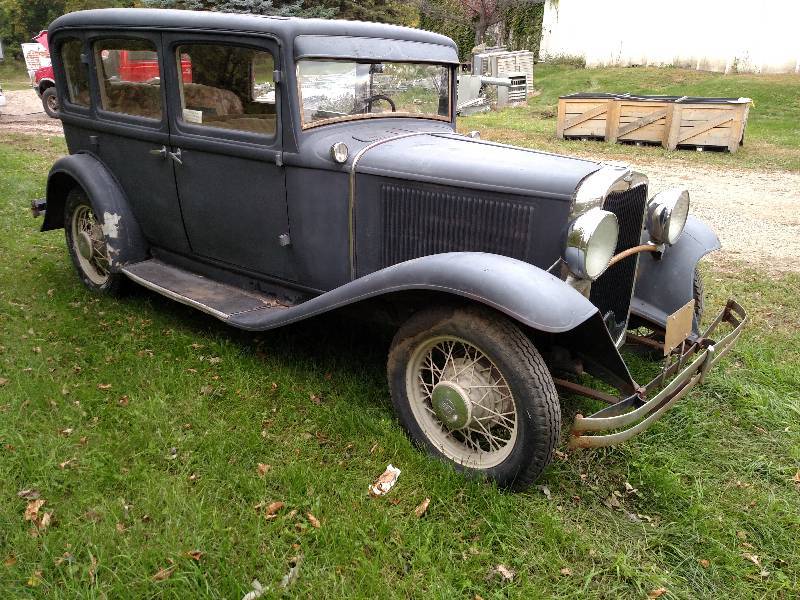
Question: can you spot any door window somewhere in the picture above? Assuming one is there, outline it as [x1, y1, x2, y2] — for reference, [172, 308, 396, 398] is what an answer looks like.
[93, 38, 162, 120]
[60, 38, 90, 107]
[175, 44, 276, 137]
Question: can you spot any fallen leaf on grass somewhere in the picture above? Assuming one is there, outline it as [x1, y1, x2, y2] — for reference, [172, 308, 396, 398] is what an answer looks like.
[538, 485, 552, 500]
[310, 393, 323, 405]
[264, 501, 285, 519]
[58, 428, 74, 436]
[257, 463, 271, 477]
[17, 489, 40, 500]
[0, 378, 9, 386]
[490, 564, 515, 581]
[200, 385, 214, 395]
[89, 554, 98, 585]
[369, 464, 401, 497]
[648, 588, 667, 598]
[242, 579, 265, 600]
[59, 458, 76, 469]
[742, 553, 761, 566]
[115, 523, 126, 533]
[27, 570, 43, 587]
[4, 555, 17, 567]
[306, 512, 320, 528]
[414, 498, 430, 518]
[699, 559, 710, 568]
[792, 471, 800, 487]
[185, 550, 204, 561]
[97, 383, 112, 390]
[118, 395, 129, 407]
[208, 356, 222, 365]
[280, 555, 303, 588]
[24, 499, 45, 522]
[152, 565, 175, 581]
[559, 567, 572, 576]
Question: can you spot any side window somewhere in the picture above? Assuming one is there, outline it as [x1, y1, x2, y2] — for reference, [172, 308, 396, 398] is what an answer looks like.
[175, 44, 276, 138]
[93, 38, 162, 120]
[61, 38, 90, 107]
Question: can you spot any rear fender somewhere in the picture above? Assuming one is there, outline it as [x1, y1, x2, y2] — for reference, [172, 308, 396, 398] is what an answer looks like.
[631, 216, 720, 332]
[44, 153, 148, 270]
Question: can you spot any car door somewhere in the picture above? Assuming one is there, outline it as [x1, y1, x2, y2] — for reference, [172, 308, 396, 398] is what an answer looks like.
[85, 32, 191, 254]
[162, 32, 294, 281]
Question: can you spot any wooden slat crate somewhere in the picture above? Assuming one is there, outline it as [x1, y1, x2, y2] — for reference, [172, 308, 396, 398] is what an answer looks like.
[666, 100, 750, 152]
[557, 94, 752, 152]
[556, 94, 616, 139]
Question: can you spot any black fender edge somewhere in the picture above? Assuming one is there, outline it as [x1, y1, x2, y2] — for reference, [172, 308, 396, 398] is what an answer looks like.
[43, 153, 148, 271]
[631, 216, 720, 332]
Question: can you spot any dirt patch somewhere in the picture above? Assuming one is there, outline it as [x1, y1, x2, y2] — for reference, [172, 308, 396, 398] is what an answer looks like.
[643, 164, 800, 273]
[0, 89, 63, 135]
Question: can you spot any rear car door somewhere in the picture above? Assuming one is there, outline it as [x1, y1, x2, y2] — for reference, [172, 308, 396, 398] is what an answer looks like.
[82, 32, 191, 254]
[162, 32, 294, 281]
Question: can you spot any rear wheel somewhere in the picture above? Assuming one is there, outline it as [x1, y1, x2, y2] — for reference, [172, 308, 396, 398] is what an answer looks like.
[64, 189, 126, 295]
[387, 305, 560, 490]
[42, 87, 59, 118]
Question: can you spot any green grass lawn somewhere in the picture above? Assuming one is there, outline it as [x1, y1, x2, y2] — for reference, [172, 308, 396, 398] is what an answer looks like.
[461, 64, 800, 172]
[0, 60, 33, 91]
[1, 132, 799, 598]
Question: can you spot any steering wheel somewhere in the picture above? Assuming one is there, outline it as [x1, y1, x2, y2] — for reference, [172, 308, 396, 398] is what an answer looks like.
[354, 94, 397, 114]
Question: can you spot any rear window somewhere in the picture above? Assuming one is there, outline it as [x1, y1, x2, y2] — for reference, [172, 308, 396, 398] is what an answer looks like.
[94, 38, 162, 120]
[60, 38, 90, 107]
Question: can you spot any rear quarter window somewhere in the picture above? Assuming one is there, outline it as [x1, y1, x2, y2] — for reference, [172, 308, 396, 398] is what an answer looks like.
[60, 38, 90, 107]
[94, 38, 162, 120]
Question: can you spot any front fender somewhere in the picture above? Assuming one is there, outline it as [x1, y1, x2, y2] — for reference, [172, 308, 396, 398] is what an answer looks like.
[631, 216, 720, 331]
[44, 153, 148, 270]
[231, 252, 599, 334]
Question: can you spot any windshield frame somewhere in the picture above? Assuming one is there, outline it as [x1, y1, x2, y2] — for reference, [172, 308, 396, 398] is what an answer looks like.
[295, 58, 454, 130]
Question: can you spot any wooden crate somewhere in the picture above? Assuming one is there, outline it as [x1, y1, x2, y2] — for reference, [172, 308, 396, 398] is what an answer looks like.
[607, 98, 671, 145]
[666, 100, 750, 152]
[557, 94, 752, 152]
[556, 94, 616, 140]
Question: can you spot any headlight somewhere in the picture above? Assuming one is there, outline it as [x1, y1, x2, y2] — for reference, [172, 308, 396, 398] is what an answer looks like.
[647, 188, 690, 245]
[563, 208, 619, 280]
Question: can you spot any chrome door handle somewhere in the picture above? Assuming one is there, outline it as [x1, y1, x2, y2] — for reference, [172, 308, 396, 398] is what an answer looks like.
[149, 145, 167, 159]
[168, 148, 183, 166]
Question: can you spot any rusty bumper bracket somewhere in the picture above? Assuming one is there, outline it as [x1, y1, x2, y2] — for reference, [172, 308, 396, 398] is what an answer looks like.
[569, 299, 747, 449]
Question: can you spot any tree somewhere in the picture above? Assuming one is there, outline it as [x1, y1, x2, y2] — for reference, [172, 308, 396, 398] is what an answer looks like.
[418, 0, 543, 47]
[143, 0, 338, 18]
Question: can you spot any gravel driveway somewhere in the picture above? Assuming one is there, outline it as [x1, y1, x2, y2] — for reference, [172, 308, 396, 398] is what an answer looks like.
[3, 90, 799, 272]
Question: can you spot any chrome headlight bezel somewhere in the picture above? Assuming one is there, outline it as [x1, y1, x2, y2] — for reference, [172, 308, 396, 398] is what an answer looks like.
[562, 208, 620, 281]
[646, 188, 690, 245]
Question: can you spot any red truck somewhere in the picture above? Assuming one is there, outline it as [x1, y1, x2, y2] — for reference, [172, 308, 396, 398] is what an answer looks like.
[33, 31, 190, 118]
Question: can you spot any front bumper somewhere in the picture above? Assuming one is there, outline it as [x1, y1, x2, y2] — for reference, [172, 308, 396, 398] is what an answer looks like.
[569, 299, 747, 448]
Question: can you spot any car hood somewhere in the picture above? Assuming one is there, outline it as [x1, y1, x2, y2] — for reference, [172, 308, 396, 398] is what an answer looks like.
[354, 131, 603, 201]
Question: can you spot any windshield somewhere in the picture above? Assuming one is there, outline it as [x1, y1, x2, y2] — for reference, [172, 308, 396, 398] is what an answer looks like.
[297, 60, 451, 129]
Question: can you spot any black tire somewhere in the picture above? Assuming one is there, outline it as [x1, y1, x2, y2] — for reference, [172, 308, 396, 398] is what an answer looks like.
[693, 266, 705, 328]
[64, 189, 126, 296]
[42, 87, 59, 118]
[387, 304, 560, 490]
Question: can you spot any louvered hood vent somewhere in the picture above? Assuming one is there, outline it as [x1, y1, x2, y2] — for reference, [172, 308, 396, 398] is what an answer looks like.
[380, 183, 535, 268]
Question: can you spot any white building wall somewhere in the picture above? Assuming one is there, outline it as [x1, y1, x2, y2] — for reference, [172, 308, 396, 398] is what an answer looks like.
[539, 0, 800, 74]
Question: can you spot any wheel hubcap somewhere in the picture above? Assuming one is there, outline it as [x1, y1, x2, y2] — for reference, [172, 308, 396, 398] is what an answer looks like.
[431, 382, 472, 430]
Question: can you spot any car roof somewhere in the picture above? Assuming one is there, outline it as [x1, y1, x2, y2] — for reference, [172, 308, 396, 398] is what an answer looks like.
[49, 8, 458, 51]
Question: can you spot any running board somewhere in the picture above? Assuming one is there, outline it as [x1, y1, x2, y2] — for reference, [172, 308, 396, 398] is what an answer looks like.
[122, 259, 289, 322]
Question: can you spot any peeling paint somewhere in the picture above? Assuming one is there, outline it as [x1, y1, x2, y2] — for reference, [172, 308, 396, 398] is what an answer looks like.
[101, 212, 122, 239]
[106, 243, 120, 267]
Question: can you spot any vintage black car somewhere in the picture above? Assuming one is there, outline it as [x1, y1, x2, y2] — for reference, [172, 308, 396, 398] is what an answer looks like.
[34, 9, 746, 490]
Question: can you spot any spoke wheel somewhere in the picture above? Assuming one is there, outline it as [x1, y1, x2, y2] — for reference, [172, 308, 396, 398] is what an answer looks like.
[388, 305, 561, 490]
[70, 204, 110, 286]
[64, 189, 126, 295]
[408, 336, 517, 469]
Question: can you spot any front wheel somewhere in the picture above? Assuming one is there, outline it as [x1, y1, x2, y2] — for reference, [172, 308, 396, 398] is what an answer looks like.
[387, 305, 560, 490]
[42, 87, 59, 118]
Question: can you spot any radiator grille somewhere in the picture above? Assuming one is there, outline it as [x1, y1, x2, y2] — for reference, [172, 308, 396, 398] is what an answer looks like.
[589, 184, 648, 340]
[381, 184, 535, 267]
